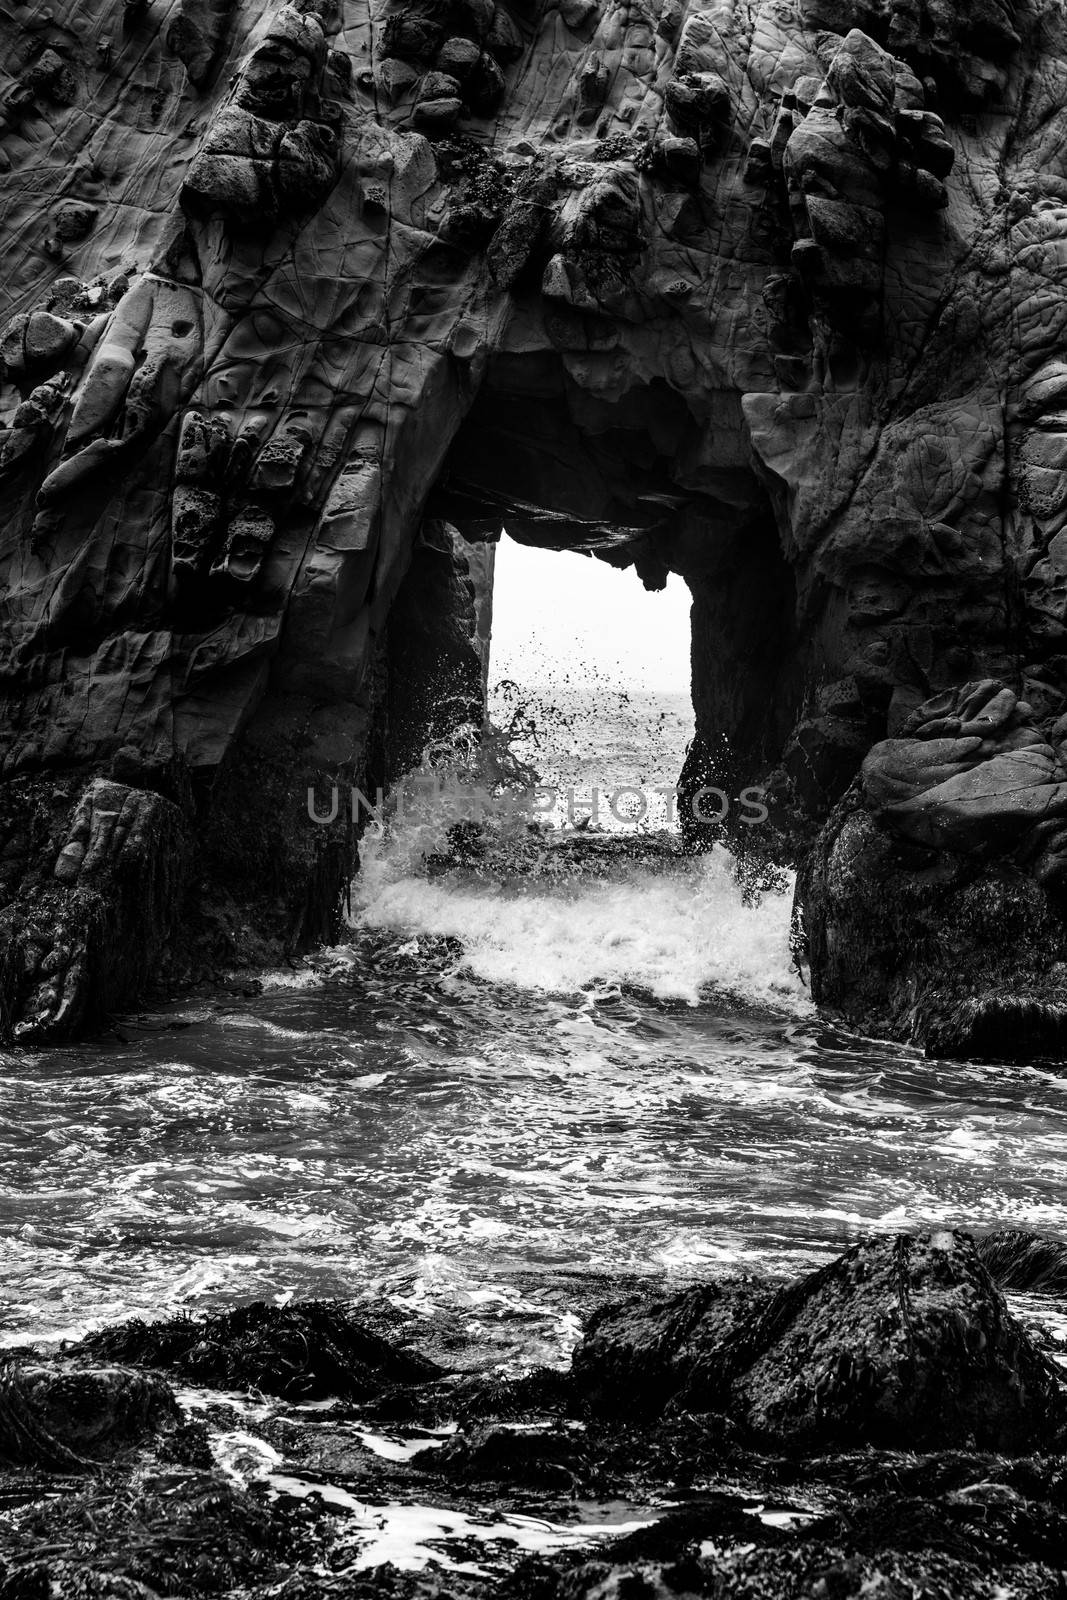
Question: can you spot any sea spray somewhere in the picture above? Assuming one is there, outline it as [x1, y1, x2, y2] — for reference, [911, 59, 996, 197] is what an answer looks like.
[352, 849, 808, 1009]
[488, 677, 693, 832]
[349, 716, 808, 1011]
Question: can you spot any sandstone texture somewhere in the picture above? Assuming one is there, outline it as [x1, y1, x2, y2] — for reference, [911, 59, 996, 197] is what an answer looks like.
[1, 0, 1067, 1046]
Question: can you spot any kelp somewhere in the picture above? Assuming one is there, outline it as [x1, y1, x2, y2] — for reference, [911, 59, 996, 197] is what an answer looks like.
[76, 1300, 442, 1401]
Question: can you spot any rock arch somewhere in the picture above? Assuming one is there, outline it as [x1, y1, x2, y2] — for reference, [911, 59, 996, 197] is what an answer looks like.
[0, 0, 1064, 1052]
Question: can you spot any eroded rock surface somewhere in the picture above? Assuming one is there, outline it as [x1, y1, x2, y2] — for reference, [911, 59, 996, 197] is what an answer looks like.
[801, 679, 1067, 1053]
[1, 0, 1067, 1044]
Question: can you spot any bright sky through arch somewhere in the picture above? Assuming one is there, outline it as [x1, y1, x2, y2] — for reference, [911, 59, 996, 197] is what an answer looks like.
[488, 533, 693, 696]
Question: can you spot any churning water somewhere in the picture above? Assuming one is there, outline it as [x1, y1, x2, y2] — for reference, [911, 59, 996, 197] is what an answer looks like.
[3, 687, 1067, 1370]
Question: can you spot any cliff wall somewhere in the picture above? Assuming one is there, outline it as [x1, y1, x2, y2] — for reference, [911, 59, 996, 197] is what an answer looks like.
[1, 0, 1065, 1049]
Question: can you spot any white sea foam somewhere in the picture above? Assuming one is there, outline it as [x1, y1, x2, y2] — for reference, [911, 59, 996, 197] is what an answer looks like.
[267, 1474, 657, 1574]
[351, 846, 808, 1011]
[258, 965, 325, 991]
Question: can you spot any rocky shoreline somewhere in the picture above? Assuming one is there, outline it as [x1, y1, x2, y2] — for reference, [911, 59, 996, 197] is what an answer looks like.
[2, 1229, 1066, 1598]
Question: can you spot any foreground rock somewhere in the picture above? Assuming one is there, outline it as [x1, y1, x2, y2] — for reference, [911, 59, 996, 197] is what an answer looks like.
[977, 1228, 1067, 1295]
[3, 0, 1067, 1048]
[574, 1229, 1067, 1450]
[0, 1362, 202, 1470]
[0, 1229, 1054, 1597]
[78, 1299, 442, 1400]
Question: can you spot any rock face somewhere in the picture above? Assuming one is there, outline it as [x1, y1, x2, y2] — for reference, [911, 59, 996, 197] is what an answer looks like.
[800, 679, 1067, 1053]
[1, 0, 1066, 1044]
[573, 1230, 1067, 1451]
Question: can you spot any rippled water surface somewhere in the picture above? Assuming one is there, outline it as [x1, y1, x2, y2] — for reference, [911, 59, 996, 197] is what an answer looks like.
[4, 844, 1067, 1364]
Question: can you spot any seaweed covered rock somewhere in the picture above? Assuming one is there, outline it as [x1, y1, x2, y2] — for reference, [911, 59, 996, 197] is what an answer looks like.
[734, 1232, 1067, 1451]
[573, 1231, 1067, 1452]
[976, 1229, 1067, 1295]
[0, 1468, 325, 1597]
[4, 1271, 1067, 1596]
[76, 1299, 442, 1400]
[573, 1276, 773, 1417]
[0, 776, 188, 1043]
[497, 1541, 1064, 1600]
[0, 1363, 193, 1469]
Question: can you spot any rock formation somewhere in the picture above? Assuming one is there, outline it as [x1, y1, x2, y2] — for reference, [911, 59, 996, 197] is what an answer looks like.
[573, 1228, 1067, 1451]
[3, 1229, 1066, 1594]
[1, 0, 1067, 1049]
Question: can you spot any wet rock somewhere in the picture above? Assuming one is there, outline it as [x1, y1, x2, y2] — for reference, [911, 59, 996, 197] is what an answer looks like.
[0, 777, 188, 1044]
[800, 682, 1067, 1054]
[0, 1467, 325, 1596]
[574, 1232, 1067, 1452]
[436, 1421, 585, 1488]
[976, 1229, 1067, 1296]
[0, 0, 1053, 1047]
[1, 1277, 1065, 1595]
[0, 1363, 195, 1469]
[76, 1300, 443, 1400]
[736, 1232, 1067, 1451]
[502, 1543, 1063, 1600]
[422, 823, 690, 884]
[574, 1278, 771, 1417]
[363, 1364, 576, 1427]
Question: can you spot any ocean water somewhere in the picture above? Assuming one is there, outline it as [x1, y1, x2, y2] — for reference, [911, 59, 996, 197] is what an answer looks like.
[3, 685, 1067, 1373]
[6, 675, 1067, 1571]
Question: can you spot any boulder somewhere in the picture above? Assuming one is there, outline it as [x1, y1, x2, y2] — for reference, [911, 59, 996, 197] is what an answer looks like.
[76, 1300, 443, 1400]
[801, 682, 1067, 1054]
[573, 1232, 1067, 1452]
[0, 1364, 191, 1469]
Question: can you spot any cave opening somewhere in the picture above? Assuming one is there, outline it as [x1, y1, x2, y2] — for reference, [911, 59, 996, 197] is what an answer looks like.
[384, 359, 805, 842]
[487, 534, 695, 832]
